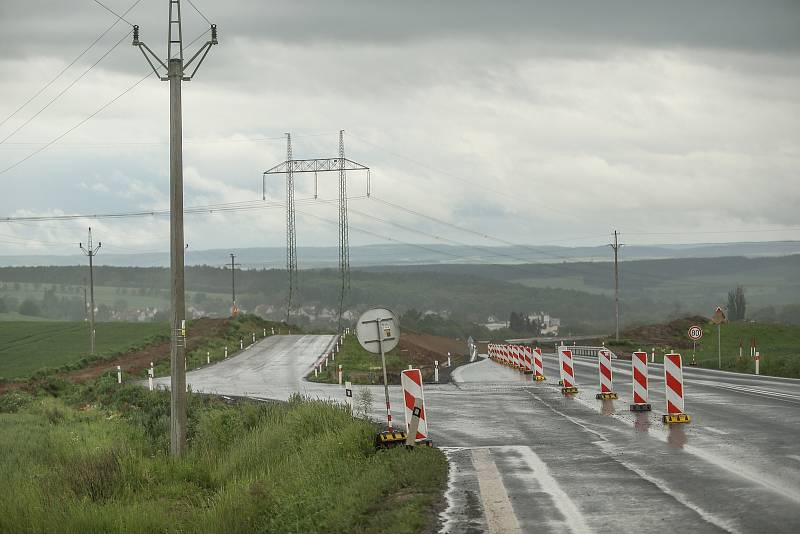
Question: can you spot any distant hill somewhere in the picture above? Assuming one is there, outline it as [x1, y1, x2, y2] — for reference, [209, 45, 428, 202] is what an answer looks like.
[0, 241, 798, 268]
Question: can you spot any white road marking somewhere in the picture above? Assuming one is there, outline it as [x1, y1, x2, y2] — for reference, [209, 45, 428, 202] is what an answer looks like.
[509, 446, 592, 534]
[704, 426, 729, 435]
[788, 455, 800, 463]
[528, 390, 745, 534]
[471, 448, 522, 534]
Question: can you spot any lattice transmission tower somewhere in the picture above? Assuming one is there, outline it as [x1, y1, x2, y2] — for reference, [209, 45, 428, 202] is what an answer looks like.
[262, 131, 369, 333]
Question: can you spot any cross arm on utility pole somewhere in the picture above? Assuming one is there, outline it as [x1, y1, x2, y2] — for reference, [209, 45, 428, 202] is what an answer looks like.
[132, 22, 218, 82]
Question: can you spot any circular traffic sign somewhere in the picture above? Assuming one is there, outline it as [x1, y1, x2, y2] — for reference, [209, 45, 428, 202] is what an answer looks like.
[688, 325, 703, 341]
[356, 308, 400, 354]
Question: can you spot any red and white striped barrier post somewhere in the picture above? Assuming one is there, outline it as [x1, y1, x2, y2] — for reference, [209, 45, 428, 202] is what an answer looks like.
[532, 347, 546, 381]
[523, 346, 533, 374]
[559, 346, 578, 394]
[512, 345, 520, 371]
[663, 353, 691, 424]
[401, 368, 431, 445]
[596, 349, 618, 400]
[630, 350, 651, 411]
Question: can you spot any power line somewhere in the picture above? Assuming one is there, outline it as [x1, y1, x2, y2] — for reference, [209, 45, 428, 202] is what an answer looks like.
[0, 29, 134, 145]
[0, 0, 142, 130]
[185, 0, 213, 25]
[92, 0, 136, 26]
[0, 27, 212, 176]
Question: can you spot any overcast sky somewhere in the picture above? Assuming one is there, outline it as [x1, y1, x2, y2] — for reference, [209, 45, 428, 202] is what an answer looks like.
[0, 0, 798, 261]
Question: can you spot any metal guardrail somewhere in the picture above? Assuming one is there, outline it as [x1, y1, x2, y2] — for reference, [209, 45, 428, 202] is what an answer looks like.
[564, 346, 618, 359]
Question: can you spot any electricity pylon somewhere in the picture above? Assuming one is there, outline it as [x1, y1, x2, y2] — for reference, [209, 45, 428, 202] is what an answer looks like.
[132, 1, 218, 457]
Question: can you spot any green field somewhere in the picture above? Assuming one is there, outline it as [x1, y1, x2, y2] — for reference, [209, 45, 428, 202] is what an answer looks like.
[0, 381, 446, 533]
[608, 321, 800, 378]
[0, 321, 168, 379]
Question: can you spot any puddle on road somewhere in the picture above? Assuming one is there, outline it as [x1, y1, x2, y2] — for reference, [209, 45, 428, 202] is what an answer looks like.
[667, 425, 688, 449]
[600, 399, 615, 416]
[633, 412, 651, 434]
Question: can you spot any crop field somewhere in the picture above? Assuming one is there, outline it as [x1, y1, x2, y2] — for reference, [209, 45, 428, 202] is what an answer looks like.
[0, 321, 168, 379]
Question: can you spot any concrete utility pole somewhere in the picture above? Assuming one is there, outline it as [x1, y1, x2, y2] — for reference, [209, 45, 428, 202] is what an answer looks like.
[609, 230, 623, 342]
[133, 1, 218, 457]
[79, 227, 101, 354]
[227, 253, 241, 316]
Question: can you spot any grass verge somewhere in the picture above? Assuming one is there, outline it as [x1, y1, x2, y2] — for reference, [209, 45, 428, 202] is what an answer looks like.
[0, 377, 447, 533]
[605, 320, 800, 378]
[307, 334, 465, 385]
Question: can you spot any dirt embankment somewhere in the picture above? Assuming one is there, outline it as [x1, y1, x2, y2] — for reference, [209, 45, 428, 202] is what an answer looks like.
[65, 317, 228, 382]
[620, 316, 708, 348]
[396, 331, 469, 383]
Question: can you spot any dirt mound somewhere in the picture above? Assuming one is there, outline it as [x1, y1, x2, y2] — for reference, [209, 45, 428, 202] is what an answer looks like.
[620, 315, 708, 348]
[64, 317, 228, 382]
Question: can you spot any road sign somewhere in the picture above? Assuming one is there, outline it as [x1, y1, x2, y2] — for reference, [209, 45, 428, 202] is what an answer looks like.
[711, 307, 726, 325]
[356, 308, 399, 354]
[688, 325, 703, 340]
[356, 308, 400, 432]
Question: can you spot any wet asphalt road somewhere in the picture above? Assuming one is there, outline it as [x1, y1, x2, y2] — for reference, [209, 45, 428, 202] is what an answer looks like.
[154, 336, 800, 533]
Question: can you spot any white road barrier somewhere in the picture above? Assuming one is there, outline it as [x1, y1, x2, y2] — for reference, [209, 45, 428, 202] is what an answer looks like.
[434, 360, 439, 382]
[117, 365, 122, 384]
[596, 349, 618, 400]
[663, 353, 691, 424]
[338, 364, 343, 385]
[148, 362, 154, 391]
[558, 346, 578, 394]
[224, 346, 228, 359]
[630, 351, 651, 411]
[533, 347, 546, 381]
[401, 368, 429, 442]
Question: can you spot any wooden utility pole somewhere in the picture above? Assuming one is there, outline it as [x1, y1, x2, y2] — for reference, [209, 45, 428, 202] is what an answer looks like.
[609, 230, 623, 342]
[79, 227, 101, 354]
[133, 1, 218, 457]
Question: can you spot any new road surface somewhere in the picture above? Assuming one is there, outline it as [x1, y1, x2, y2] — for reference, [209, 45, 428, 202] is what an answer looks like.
[153, 335, 800, 533]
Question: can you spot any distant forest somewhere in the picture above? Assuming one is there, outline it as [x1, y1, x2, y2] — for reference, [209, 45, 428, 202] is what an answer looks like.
[1, 254, 798, 333]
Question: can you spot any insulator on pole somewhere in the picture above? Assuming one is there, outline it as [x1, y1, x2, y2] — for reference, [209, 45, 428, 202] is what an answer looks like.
[133, 25, 140, 45]
[211, 24, 218, 45]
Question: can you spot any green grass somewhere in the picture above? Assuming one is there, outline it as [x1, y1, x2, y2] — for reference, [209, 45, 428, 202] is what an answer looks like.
[608, 321, 800, 378]
[308, 334, 462, 385]
[0, 312, 52, 322]
[0, 321, 168, 379]
[0, 379, 447, 533]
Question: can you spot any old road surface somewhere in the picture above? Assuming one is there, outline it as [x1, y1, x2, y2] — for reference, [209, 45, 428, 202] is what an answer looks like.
[153, 335, 800, 534]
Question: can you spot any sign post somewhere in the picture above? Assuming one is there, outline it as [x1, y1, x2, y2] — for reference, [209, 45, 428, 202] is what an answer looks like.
[687, 325, 703, 366]
[356, 308, 400, 436]
[711, 307, 726, 369]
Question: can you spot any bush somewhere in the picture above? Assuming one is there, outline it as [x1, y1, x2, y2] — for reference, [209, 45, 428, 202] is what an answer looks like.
[0, 391, 35, 413]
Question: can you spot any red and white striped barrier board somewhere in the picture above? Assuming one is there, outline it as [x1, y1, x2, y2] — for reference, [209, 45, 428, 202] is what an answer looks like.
[559, 346, 578, 394]
[596, 349, 618, 400]
[663, 353, 690, 424]
[630, 351, 651, 411]
[532, 347, 546, 380]
[503, 345, 511, 366]
[401, 368, 429, 441]
[514, 345, 523, 370]
[523, 346, 533, 374]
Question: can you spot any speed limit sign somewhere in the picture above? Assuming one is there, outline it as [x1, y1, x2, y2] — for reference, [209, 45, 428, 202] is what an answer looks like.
[688, 325, 703, 340]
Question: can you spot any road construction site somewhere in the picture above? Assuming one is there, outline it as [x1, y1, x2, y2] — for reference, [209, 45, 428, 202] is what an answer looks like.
[153, 334, 800, 533]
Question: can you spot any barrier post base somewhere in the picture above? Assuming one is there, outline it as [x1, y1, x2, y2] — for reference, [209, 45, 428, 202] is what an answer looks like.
[561, 386, 579, 395]
[596, 392, 618, 400]
[375, 430, 408, 449]
[534, 375, 546, 381]
[523, 370, 533, 375]
[630, 403, 652, 412]
[558, 380, 564, 386]
[662, 413, 691, 424]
